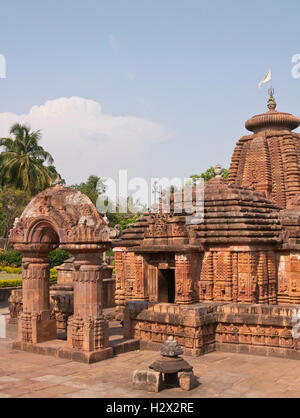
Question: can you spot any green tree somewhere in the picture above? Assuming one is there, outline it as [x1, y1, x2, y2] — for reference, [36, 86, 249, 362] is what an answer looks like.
[105, 196, 146, 231]
[49, 248, 70, 268]
[190, 166, 229, 184]
[0, 123, 60, 195]
[70, 175, 106, 205]
[71, 176, 144, 231]
[0, 187, 31, 248]
[107, 212, 140, 231]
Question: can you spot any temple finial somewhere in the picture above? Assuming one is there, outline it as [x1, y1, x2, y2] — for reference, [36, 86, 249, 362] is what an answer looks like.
[267, 87, 277, 111]
[215, 164, 222, 178]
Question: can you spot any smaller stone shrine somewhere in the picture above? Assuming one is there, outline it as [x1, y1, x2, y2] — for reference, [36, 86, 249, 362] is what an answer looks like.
[8, 182, 119, 363]
[133, 337, 196, 392]
[8, 256, 116, 339]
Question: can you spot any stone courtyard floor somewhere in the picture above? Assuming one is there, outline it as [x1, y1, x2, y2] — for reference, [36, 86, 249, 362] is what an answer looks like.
[1, 302, 300, 398]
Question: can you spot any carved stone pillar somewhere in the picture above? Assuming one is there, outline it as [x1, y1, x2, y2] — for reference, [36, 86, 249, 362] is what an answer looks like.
[224, 252, 233, 302]
[114, 248, 126, 321]
[67, 252, 109, 353]
[232, 252, 238, 303]
[200, 251, 214, 301]
[16, 244, 56, 344]
[175, 253, 194, 305]
[267, 251, 277, 305]
[134, 255, 148, 301]
[257, 251, 268, 304]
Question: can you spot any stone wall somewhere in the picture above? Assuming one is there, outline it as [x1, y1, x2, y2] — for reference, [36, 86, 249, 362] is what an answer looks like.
[277, 251, 300, 304]
[116, 247, 280, 311]
[8, 278, 116, 328]
[199, 249, 277, 305]
[103, 278, 116, 309]
[0, 287, 20, 302]
[124, 301, 300, 360]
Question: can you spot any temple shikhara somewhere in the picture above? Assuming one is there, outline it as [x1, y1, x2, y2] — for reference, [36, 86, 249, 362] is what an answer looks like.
[113, 92, 300, 358]
[8, 92, 300, 362]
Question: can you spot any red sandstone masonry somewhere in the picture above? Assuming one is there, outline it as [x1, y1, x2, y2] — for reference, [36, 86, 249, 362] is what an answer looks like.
[125, 301, 300, 359]
[9, 183, 118, 362]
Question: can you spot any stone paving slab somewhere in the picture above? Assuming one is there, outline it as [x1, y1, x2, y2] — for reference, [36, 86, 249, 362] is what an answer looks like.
[1, 302, 300, 398]
[1, 337, 300, 398]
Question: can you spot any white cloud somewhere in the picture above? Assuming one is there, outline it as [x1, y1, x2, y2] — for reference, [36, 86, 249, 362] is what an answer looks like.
[0, 96, 170, 184]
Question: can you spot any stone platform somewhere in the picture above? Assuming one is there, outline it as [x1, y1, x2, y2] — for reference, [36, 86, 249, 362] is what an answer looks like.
[124, 301, 300, 360]
[11, 341, 115, 364]
[11, 334, 139, 364]
[2, 302, 300, 397]
[2, 303, 139, 364]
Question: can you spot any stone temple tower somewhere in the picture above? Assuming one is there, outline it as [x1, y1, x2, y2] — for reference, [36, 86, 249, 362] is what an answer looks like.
[228, 92, 300, 208]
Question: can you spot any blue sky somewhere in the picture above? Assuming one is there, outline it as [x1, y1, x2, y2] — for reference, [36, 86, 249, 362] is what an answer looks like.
[0, 0, 300, 185]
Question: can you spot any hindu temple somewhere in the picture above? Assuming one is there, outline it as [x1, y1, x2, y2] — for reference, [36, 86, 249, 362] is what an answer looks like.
[113, 92, 300, 360]
[8, 92, 300, 362]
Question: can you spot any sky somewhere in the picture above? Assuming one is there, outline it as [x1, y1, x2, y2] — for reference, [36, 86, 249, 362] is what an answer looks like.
[0, 0, 300, 187]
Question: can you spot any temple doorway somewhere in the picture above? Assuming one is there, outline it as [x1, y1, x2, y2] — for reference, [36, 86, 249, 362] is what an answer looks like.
[158, 269, 175, 303]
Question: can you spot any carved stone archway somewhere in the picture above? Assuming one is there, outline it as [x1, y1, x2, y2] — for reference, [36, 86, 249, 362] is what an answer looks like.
[9, 183, 117, 361]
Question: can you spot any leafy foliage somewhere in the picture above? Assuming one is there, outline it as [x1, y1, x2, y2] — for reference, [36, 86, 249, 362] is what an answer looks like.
[0, 269, 57, 288]
[107, 212, 140, 231]
[0, 279, 22, 288]
[70, 176, 143, 232]
[190, 166, 229, 184]
[0, 249, 69, 269]
[70, 175, 106, 205]
[0, 123, 61, 196]
[0, 187, 31, 240]
[0, 266, 21, 274]
[0, 250, 22, 267]
[49, 248, 70, 268]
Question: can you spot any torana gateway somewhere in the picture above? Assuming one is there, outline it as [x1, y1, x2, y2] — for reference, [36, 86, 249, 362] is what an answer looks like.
[9, 92, 300, 361]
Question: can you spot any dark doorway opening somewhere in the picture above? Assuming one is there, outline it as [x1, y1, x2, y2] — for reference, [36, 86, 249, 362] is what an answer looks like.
[158, 269, 175, 303]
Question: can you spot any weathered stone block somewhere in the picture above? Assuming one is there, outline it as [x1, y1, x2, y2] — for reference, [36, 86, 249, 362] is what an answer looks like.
[133, 370, 162, 393]
[179, 372, 196, 391]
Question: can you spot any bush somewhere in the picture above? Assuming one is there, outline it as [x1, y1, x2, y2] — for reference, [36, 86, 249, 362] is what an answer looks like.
[0, 269, 57, 288]
[50, 269, 58, 280]
[49, 249, 69, 268]
[0, 250, 22, 267]
[0, 248, 69, 269]
[0, 266, 22, 274]
[0, 278, 22, 288]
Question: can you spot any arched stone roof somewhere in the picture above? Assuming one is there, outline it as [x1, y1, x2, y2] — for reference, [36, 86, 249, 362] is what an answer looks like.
[114, 178, 282, 250]
[9, 183, 116, 246]
[191, 177, 281, 245]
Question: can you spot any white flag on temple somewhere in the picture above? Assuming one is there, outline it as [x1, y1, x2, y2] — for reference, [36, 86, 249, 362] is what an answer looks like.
[258, 69, 272, 89]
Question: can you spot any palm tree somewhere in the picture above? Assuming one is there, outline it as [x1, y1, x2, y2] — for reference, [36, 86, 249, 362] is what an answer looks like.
[0, 123, 60, 196]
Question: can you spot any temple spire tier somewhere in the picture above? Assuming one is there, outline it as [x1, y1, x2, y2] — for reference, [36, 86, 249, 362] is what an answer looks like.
[229, 94, 300, 208]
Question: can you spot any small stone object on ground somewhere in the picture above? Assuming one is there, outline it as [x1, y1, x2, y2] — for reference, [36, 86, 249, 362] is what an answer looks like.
[133, 336, 197, 392]
[132, 370, 162, 393]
